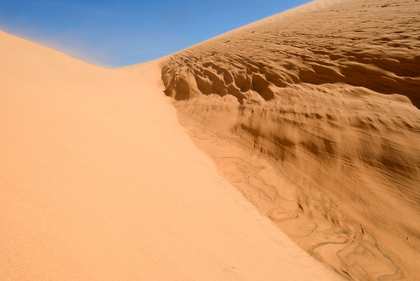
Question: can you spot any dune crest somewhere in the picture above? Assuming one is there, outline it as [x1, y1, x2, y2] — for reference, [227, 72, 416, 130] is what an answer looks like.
[161, 0, 420, 280]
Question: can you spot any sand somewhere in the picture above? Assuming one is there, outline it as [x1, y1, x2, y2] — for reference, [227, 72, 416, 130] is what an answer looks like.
[0, 30, 343, 280]
[161, 0, 420, 280]
[1, 0, 419, 280]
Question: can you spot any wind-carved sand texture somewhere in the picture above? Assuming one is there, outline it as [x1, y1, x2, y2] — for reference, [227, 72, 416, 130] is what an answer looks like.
[161, 0, 420, 280]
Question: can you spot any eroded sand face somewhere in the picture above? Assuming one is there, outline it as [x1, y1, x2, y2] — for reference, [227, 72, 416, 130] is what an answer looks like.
[0, 31, 344, 280]
[161, 0, 420, 280]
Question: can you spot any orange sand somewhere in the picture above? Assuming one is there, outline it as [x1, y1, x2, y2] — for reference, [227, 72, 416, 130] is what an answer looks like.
[0, 30, 343, 280]
[1, 0, 420, 280]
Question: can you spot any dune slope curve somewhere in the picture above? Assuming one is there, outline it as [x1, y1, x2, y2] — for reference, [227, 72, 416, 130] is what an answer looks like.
[0, 31, 344, 280]
[161, 0, 420, 280]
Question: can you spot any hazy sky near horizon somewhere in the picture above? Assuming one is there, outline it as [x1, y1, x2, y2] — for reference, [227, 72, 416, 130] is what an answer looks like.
[0, 0, 311, 67]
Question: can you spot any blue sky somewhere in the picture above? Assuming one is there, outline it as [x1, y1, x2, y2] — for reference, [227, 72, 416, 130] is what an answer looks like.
[0, 0, 311, 67]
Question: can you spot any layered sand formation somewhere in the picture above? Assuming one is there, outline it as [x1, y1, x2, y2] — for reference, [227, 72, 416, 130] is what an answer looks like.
[161, 0, 420, 280]
[0, 31, 343, 280]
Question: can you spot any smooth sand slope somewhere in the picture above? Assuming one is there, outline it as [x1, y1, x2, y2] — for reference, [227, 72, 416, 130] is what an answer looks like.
[0, 31, 345, 280]
[161, 0, 420, 280]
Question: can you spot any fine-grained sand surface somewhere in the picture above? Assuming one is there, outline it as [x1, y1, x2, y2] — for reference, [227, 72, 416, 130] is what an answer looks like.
[0, 30, 343, 280]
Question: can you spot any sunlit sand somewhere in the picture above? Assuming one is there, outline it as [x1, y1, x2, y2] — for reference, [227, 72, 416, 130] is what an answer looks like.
[1, 0, 419, 280]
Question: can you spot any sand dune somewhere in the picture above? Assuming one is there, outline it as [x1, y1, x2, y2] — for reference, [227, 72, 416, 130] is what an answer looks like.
[1, 0, 419, 280]
[160, 0, 420, 280]
[0, 30, 344, 280]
